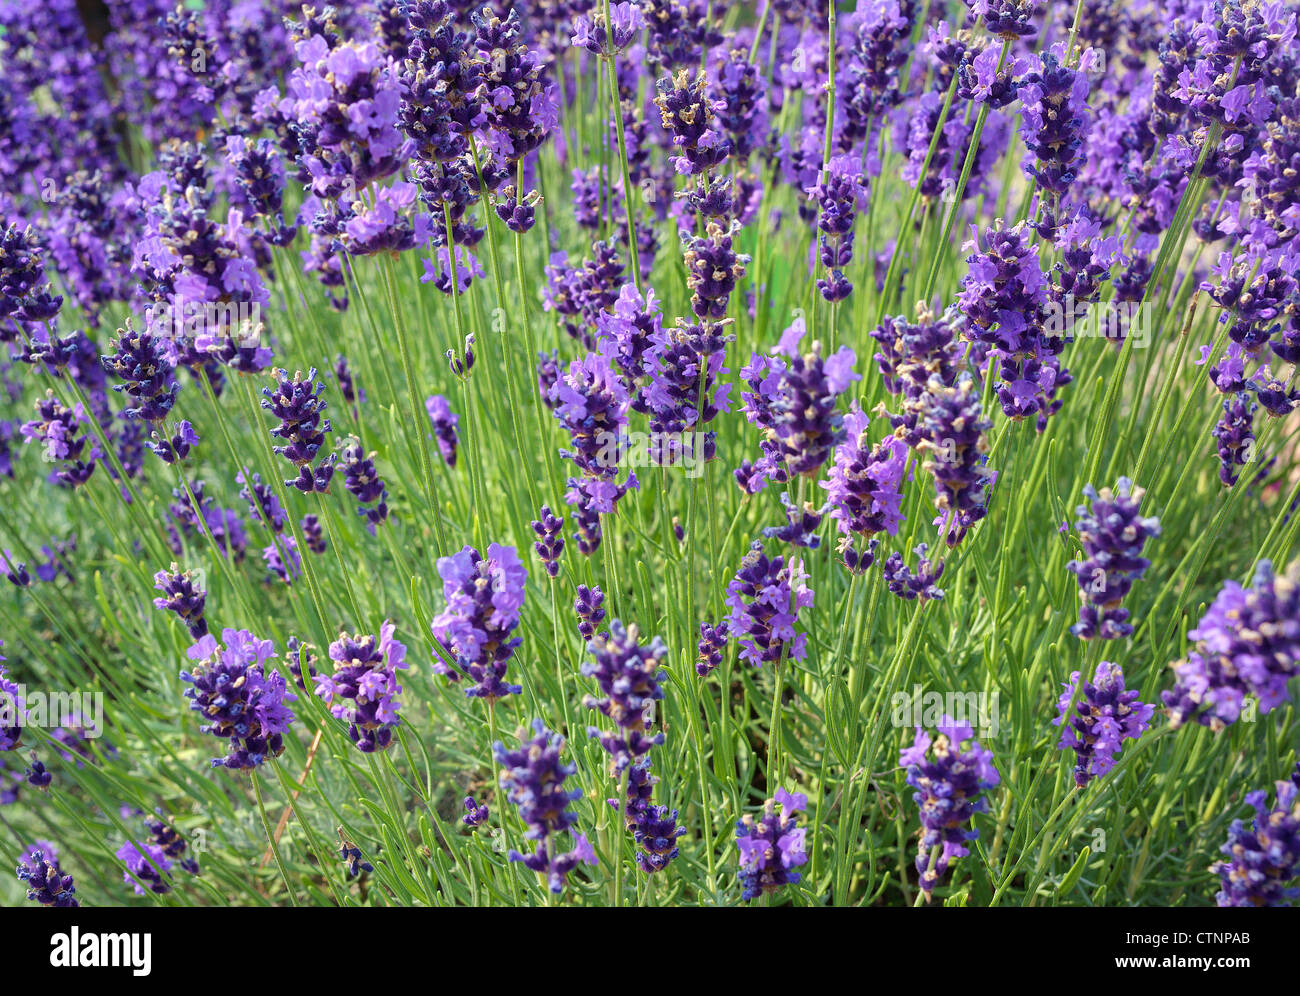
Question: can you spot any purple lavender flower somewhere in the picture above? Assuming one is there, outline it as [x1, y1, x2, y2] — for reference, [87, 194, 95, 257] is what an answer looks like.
[263, 535, 302, 586]
[900, 716, 1000, 899]
[337, 438, 389, 529]
[100, 323, 178, 423]
[494, 720, 595, 894]
[1164, 560, 1300, 730]
[237, 468, 287, 533]
[1212, 777, 1300, 907]
[462, 795, 489, 830]
[916, 374, 994, 547]
[181, 629, 296, 769]
[548, 348, 631, 477]
[582, 620, 667, 772]
[821, 403, 908, 570]
[1213, 391, 1256, 486]
[147, 421, 198, 464]
[1018, 50, 1090, 235]
[655, 69, 730, 176]
[726, 541, 815, 667]
[314, 622, 408, 753]
[145, 816, 199, 877]
[430, 543, 527, 700]
[696, 620, 727, 677]
[425, 394, 459, 467]
[622, 757, 685, 874]
[736, 787, 809, 902]
[25, 756, 51, 789]
[1, 643, 24, 751]
[574, 584, 606, 641]
[643, 318, 734, 466]
[20, 391, 98, 487]
[16, 845, 77, 907]
[882, 544, 947, 601]
[338, 833, 374, 880]
[1053, 661, 1154, 788]
[530, 504, 565, 578]
[746, 317, 860, 481]
[681, 220, 749, 320]
[809, 155, 865, 302]
[572, 2, 645, 56]
[300, 515, 327, 555]
[1066, 478, 1161, 640]
[285, 637, 319, 692]
[762, 493, 828, 549]
[975, 0, 1038, 39]
[152, 564, 208, 639]
[116, 840, 172, 895]
[261, 369, 335, 494]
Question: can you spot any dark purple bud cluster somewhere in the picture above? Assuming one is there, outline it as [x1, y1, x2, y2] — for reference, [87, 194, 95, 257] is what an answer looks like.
[337, 438, 389, 530]
[16, 846, 77, 907]
[681, 219, 749, 320]
[643, 0, 721, 70]
[338, 832, 375, 879]
[882, 543, 947, 601]
[655, 69, 731, 175]
[696, 620, 727, 677]
[145, 817, 199, 877]
[424, 394, 459, 467]
[574, 584, 606, 641]
[1019, 53, 1089, 230]
[300, 515, 327, 556]
[100, 323, 178, 423]
[761, 493, 828, 550]
[262, 368, 335, 493]
[223, 135, 294, 245]
[710, 46, 769, 164]
[810, 156, 864, 303]
[1213, 389, 1256, 486]
[148, 421, 198, 465]
[237, 469, 287, 533]
[153, 564, 208, 639]
[582, 620, 668, 772]
[531, 505, 565, 577]
[462, 795, 489, 829]
[622, 757, 686, 874]
[0, 224, 62, 332]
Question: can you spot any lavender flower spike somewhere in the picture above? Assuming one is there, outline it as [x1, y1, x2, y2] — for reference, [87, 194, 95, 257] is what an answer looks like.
[1212, 777, 1300, 907]
[1053, 661, 1154, 788]
[1066, 478, 1160, 640]
[736, 787, 809, 902]
[900, 716, 1000, 899]
[494, 720, 595, 894]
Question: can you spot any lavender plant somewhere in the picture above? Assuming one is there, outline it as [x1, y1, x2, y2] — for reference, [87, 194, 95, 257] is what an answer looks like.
[0, 0, 1297, 915]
